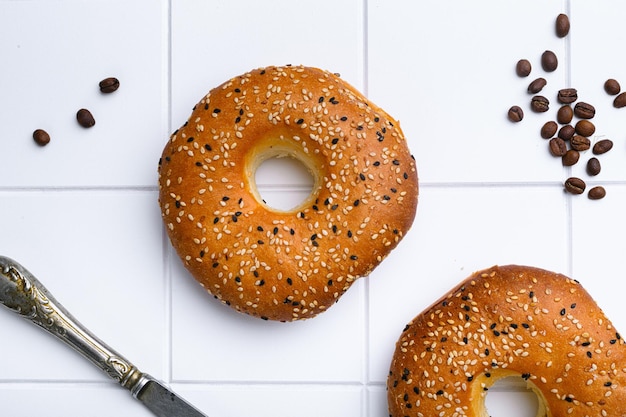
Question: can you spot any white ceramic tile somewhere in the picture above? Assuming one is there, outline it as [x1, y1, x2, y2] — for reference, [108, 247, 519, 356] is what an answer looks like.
[170, 252, 366, 382]
[368, 0, 567, 184]
[571, 183, 626, 335]
[368, 185, 570, 383]
[0, 383, 153, 417]
[179, 384, 363, 417]
[0, 190, 165, 380]
[170, 0, 364, 130]
[0, 0, 167, 187]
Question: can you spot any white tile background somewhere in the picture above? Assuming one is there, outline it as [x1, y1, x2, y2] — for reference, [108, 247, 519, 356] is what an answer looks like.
[1, 1, 625, 416]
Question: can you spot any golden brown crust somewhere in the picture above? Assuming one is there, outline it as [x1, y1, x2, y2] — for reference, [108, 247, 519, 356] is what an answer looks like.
[388, 265, 626, 417]
[158, 65, 418, 321]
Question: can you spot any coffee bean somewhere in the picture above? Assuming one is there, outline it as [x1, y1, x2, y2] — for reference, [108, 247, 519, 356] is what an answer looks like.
[588, 186, 606, 200]
[32, 129, 50, 146]
[549, 137, 567, 156]
[508, 105, 524, 122]
[574, 102, 595, 119]
[593, 139, 613, 155]
[557, 88, 578, 104]
[557, 105, 573, 124]
[558, 124, 575, 141]
[562, 149, 579, 166]
[528, 77, 547, 94]
[77, 108, 95, 128]
[99, 77, 120, 94]
[531, 95, 549, 112]
[540, 121, 558, 139]
[575, 120, 595, 137]
[564, 177, 586, 195]
[556, 14, 570, 38]
[570, 135, 591, 151]
[614, 92, 626, 109]
[541, 50, 558, 72]
[586, 157, 601, 176]
[516, 59, 532, 77]
[604, 79, 621, 95]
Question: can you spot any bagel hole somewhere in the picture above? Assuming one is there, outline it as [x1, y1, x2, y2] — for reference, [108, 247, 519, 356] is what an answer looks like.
[485, 376, 541, 417]
[254, 155, 315, 211]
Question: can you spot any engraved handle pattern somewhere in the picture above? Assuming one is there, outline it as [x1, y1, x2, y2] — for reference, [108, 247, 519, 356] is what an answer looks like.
[0, 256, 142, 389]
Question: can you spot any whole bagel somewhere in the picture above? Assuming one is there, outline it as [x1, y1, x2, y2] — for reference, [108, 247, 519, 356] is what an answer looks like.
[388, 265, 626, 417]
[158, 65, 418, 321]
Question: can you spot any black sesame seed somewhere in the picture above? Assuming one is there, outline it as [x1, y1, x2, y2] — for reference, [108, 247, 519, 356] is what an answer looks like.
[383, 195, 391, 201]
[213, 217, 219, 224]
[195, 162, 202, 167]
[273, 227, 278, 235]
[235, 116, 241, 123]
[212, 262, 219, 268]
[467, 376, 473, 382]
[187, 137, 194, 143]
[235, 276, 241, 283]
[581, 341, 591, 347]
[204, 103, 209, 110]
[392, 159, 400, 165]
[529, 291, 534, 298]
[257, 280, 265, 286]
[290, 228, 295, 235]
[587, 351, 592, 358]
[340, 116, 348, 121]
[231, 215, 238, 222]
[253, 271, 259, 277]
[436, 390, 444, 396]
[311, 234, 317, 240]
[490, 323, 497, 329]
[522, 323, 530, 329]
[331, 204, 338, 210]
[331, 138, 339, 144]
[560, 308, 566, 316]
[354, 199, 360, 206]
[234, 88, 241, 93]
[199, 250, 205, 258]
[485, 373, 491, 378]
[257, 240, 264, 245]
[205, 144, 212, 151]
[287, 278, 293, 285]
[373, 161, 380, 167]
[350, 255, 358, 260]
[571, 303, 576, 309]
[565, 397, 573, 403]
[257, 226, 263, 231]
[359, 173, 366, 181]
[175, 201, 181, 208]
[347, 230, 353, 238]
[318, 96, 324, 103]
[413, 387, 420, 395]
[222, 196, 230, 201]
[522, 373, 530, 380]
[213, 108, 221, 114]
[327, 279, 333, 286]
[296, 118, 304, 124]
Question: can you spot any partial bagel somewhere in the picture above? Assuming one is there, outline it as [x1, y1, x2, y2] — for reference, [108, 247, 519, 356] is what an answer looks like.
[158, 65, 418, 321]
[388, 265, 626, 417]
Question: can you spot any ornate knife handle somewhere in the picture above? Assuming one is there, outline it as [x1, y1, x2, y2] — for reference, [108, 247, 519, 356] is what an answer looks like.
[0, 256, 143, 391]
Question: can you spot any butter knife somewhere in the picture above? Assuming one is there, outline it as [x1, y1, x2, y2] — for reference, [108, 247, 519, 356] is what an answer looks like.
[0, 255, 208, 417]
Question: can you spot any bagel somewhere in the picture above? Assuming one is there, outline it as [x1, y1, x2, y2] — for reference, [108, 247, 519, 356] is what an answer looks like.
[158, 65, 418, 321]
[387, 265, 626, 417]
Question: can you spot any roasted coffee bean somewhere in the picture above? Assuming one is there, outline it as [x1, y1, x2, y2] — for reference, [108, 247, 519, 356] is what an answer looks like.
[574, 102, 595, 119]
[557, 88, 578, 104]
[531, 95, 549, 112]
[604, 79, 621, 95]
[556, 14, 570, 38]
[540, 121, 558, 139]
[586, 157, 601, 176]
[575, 120, 595, 137]
[588, 186, 606, 200]
[593, 139, 613, 155]
[562, 149, 579, 166]
[76, 108, 95, 128]
[507, 105, 524, 122]
[516, 59, 532, 77]
[549, 137, 567, 156]
[528, 77, 547, 94]
[614, 92, 626, 109]
[99, 77, 120, 93]
[32, 129, 50, 146]
[557, 105, 573, 124]
[558, 124, 575, 141]
[541, 50, 558, 72]
[570, 135, 591, 151]
[564, 177, 586, 195]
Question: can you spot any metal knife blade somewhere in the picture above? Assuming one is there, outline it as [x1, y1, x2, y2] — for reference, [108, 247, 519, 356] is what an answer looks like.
[132, 375, 206, 417]
[0, 255, 208, 417]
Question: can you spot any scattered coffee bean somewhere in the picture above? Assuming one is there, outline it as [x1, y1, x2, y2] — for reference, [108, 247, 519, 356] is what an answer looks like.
[604, 79, 621, 95]
[99, 77, 120, 94]
[586, 157, 601, 176]
[614, 92, 626, 109]
[541, 50, 558, 72]
[76, 108, 96, 128]
[575, 120, 595, 137]
[549, 137, 567, 156]
[516, 59, 532, 77]
[562, 149, 580, 166]
[556, 14, 570, 38]
[564, 177, 586, 195]
[541, 121, 558, 139]
[508, 105, 524, 122]
[531, 95, 550, 112]
[557, 105, 573, 124]
[528, 77, 547, 94]
[570, 135, 591, 151]
[557, 88, 578, 104]
[558, 124, 575, 141]
[574, 102, 595, 119]
[32, 129, 50, 146]
[593, 139, 613, 155]
[588, 186, 606, 200]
